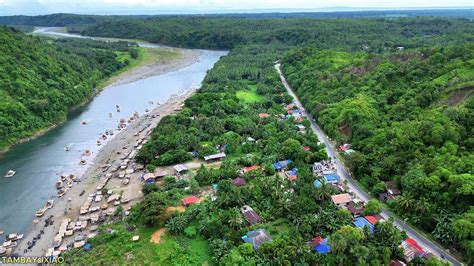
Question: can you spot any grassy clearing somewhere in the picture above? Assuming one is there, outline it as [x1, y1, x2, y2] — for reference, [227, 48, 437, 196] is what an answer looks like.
[236, 85, 264, 104]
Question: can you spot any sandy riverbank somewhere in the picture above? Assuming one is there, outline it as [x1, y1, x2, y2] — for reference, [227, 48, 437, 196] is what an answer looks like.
[13, 48, 201, 258]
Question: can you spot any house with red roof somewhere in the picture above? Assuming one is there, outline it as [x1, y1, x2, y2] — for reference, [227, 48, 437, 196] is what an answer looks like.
[258, 113, 270, 118]
[365, 215, 378, 225]
[400, 238, 425, 261]
[243, 165, 260, 173]
[182, 195, 198, 206]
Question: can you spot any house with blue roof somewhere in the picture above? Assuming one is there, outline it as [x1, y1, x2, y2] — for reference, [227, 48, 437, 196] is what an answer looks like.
[273, 159, 292, 171]
[353, 217, 374, 233]
[242, 229, 272, 250]
[323, 171, 340, 183]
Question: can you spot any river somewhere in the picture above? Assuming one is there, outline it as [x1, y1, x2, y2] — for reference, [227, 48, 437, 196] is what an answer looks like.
[0, 28, 226, 239]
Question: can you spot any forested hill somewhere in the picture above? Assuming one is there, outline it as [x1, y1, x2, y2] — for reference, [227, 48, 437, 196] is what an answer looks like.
[0, 26, 130, 150]
[282, 44, 474, 259]
[81, 17, 474, 50]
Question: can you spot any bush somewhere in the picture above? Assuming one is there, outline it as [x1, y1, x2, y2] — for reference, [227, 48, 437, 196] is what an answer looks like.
[184, 225, 197, 238]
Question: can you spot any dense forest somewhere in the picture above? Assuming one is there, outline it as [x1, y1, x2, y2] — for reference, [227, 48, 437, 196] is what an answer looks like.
[0, 26, 134, 150]
[282, 44, 474, 261]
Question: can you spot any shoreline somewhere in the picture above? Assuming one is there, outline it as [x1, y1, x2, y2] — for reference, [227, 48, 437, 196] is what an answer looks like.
[15, 88, 197, 258]
[0, 47, 201, 157]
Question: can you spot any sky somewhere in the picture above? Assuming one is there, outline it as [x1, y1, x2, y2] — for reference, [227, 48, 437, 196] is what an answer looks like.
[0, 0, 472, 15]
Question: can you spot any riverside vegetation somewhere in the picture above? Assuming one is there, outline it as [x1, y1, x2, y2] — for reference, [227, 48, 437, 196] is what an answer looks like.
[0, 26, 138, 150]
[1, 13, 473, 264]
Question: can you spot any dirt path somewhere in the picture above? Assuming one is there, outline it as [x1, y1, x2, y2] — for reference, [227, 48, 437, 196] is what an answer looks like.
[150, 228, 167, 244]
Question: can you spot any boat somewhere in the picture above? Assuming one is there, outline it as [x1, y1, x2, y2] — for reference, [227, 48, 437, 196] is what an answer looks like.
[0, 229, 4, 235]
[96, 140, 102, 146]
[35, 200, 54, 217]
[64, 145, 72, 151]
[67, 181, 73, 188]
[109, 112, 113, 118]
[79, 159, 87, 165]
[56, 180, 63, 189]
[69, 174, 77, 181]
[4, 170, 16, 178]
[61, 174, 67, 181]
[81, 120, 88, 125]
[83, 150, 92, 156]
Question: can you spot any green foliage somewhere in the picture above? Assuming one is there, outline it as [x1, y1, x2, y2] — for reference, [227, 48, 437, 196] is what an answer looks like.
[129, 192, 168, 227]
[362, 200, 382, 215]
[0, 26, 129, 149]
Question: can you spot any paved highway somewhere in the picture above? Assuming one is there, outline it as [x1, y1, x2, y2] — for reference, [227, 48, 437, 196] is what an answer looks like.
[275, 63, 462, 266]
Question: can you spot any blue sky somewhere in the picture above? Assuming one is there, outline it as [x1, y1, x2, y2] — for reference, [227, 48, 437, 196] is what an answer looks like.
[0, 0, 472, 15]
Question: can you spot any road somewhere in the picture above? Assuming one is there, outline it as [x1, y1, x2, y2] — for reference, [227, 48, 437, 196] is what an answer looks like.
[275, 63, 462, 266]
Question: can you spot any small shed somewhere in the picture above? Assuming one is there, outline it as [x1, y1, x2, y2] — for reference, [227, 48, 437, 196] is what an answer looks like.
[182, 195, 198, 206]
[204, 152, 226, 162]
[241, 205, 261, 225]
[243, 165, 260, 173]
[174, 164, 188, 173]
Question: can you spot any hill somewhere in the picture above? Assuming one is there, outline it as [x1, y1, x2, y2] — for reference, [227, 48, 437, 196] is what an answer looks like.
[0, 26, 131, 150]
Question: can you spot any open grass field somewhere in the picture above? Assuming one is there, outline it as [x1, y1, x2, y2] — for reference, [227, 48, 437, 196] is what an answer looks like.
[236, 85, 264, 104]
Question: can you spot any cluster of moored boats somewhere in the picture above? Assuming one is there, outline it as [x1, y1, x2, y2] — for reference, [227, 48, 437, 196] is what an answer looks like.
[56, 174, 77, 198]
[1, 233, 24, 257]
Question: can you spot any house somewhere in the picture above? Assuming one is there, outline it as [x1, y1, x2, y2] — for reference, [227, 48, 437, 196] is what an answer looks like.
[232, 177, 246, 187]
[364, 215, 378, 225]
[340, 144, 351, 152]
[174, 164, 188, 174]
[273, 159, 292, 171]
[182, 195, 198, 206]
[331, 193, 352, 206]
[242, 229, 272, 250]
[285, 168, 298, 181]
[388, 188, 401, 196]
[258, 113, 270, 119]
[154, 169, 168, 178]
[142, 173, 156, 183]
[312, 237, 331, 254]
[400, 238, 425, 262]
[247, 137, 256, 142]
[353, 217, 374, 233]
[243, 165, 260, 173]
[296, 124, 306, 133]
[310, 236, 324, 248]
[204, 152, 226, 162]
[378, 192, 395, 202]
[323, 171, 340, 183]
[346, 201, 363, 216]
[312, 160, 336, 176]
[240, 205, 261, 225]
[313, 162, 324, 173]
[304, 146, 311, 151]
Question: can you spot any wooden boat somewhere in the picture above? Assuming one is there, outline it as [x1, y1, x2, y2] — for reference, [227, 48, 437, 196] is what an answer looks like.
[83, 149, 92, 156]
[96, 140, 102, 146]
[56, 180, 63, 189]
[64, 145, 72, 151]
[67, 181, 73, 188]
[69, 174, 77, 181]
[35, 200, 54, 217]
[4, 170, 16, 178]
[61, 174, 67, 181]
[81, 120, 88, 125]
[79, 159, 87, 165]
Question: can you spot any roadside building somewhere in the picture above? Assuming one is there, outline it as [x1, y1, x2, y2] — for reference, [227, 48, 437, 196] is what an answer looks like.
[331, 193, 352, 206]
[353, 217, 374, 233]
[400, 238, 425, 262]
[323, 171, 340, 183]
